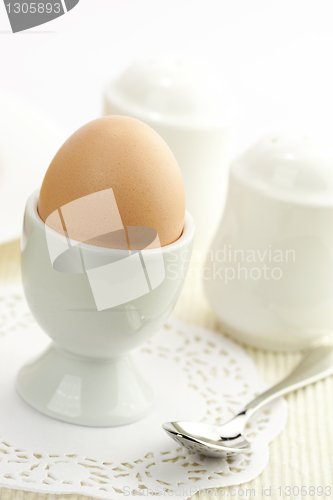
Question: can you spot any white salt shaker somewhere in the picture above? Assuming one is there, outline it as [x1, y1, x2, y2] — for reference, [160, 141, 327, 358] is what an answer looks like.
[104, 56, 238, 250]
[204, 132, 333, 350]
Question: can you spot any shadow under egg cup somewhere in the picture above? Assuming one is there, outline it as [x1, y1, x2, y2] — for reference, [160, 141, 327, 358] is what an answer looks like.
[17, 190, 195, 426]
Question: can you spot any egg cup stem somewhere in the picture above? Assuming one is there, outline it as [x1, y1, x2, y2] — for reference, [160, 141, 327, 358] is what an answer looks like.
[16, 343, 153, 426]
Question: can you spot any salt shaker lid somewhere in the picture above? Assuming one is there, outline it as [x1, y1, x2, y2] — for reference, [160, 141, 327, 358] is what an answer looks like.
[105, 55, 238, 128]
[231, 132, 333, 206]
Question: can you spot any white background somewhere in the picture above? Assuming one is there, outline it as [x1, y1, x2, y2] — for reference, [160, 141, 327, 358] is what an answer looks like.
[1, 0, 333, 153]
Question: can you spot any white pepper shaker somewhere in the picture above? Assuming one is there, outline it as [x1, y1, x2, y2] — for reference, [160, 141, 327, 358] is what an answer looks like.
[204, 132, 333, 350]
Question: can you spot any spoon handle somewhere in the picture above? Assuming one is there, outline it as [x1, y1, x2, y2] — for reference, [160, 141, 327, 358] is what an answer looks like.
[245, 346, 333, 418]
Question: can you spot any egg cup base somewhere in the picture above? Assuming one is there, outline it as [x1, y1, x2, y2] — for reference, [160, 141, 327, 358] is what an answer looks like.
[16, 343, 154, 427]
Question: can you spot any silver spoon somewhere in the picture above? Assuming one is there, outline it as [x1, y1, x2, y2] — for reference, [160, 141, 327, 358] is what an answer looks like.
[163, 345, 333, 457]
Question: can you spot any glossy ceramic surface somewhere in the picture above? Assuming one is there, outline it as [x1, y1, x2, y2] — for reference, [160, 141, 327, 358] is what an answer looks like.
[204, 133, 333, 350]
[18, 190, 195, 426]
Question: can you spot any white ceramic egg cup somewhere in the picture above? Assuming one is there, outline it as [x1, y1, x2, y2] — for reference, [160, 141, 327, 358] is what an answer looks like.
[18, 190, 194, 427]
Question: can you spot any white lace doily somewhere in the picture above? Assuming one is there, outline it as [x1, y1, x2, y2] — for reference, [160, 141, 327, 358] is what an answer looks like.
[0, 286, 288, 498]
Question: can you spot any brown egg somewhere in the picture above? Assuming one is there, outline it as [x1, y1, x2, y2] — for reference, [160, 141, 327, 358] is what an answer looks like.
[38, 116, 185, 249]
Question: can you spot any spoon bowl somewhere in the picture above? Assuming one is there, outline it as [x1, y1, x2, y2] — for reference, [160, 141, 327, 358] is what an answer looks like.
[163, 421, 251, 458]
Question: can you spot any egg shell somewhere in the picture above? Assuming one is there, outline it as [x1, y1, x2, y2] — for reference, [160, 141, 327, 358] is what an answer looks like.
[38, 116, 185, 248]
